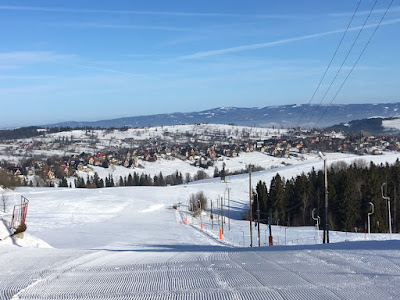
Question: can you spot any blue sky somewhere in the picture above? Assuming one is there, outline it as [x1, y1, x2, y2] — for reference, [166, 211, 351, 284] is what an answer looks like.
[0, 0, 399, 128]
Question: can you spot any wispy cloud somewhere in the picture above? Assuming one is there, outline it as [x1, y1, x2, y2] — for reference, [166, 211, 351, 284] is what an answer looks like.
[177, 18, 400, 60]
[0, 5, 290, 18]
[0, 75, 56, 80]
[330, 5, 400, 17]
[0, 51, 76, 66]
[0, 51, 148, 78]
[63, 22, 189, 32]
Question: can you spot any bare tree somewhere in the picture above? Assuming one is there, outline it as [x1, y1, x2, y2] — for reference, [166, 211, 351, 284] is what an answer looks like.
[1, 192, 7, 213]
[188, 191, 208, 216]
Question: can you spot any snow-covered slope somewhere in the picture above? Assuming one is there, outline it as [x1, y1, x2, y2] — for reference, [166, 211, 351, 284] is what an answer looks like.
[2, 153, 400, 298]
[383, 118, 400, 130]
[0, 214, 51, 248]
[44, 102, 400, 128]
[1, 240, 400, 299]
[2, 151, 399, 250]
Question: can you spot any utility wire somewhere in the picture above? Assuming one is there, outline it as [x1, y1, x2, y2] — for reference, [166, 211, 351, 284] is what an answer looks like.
[313, 0, 394, 129]
[295, 0, 363, 128]
[304, 0, 379, 129]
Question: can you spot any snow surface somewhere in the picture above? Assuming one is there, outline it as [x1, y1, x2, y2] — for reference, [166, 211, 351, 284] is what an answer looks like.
[1, 239, 400, 299]
[76, 150, 399, 184]
[26, 124, 287, 146]
[383, 118, 400, 130]
[0, 213, 51, 248]
[2, 151, 400, 298]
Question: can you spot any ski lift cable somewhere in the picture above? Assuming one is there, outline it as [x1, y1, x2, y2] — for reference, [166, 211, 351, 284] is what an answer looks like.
[313, 0, 394, 129]
[304, 0, 379, 130]
[295, 0, 363, 128]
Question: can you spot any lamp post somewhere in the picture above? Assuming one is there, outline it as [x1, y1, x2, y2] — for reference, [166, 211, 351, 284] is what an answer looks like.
[368, 202, 374, 235]
[381, 183, 392, 236]
[249, 164, 253, 247]
[312, 208, 321, 242]
[227, 187, 231, 231]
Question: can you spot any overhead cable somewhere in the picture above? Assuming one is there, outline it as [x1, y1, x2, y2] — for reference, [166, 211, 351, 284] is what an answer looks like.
[304, 0, 379, 129]
[295, 0, 363, 128]
[313, 0, 394, 129]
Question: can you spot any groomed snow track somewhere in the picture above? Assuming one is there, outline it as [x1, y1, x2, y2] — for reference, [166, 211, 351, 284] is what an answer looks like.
[1, 241, 400, 300]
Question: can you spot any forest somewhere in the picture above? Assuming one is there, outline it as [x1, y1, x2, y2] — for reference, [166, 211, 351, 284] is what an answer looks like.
[252, 159, 400, 233]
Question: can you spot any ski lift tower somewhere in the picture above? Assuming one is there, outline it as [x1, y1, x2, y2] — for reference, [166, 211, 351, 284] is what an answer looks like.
[319, 152, 329, 243]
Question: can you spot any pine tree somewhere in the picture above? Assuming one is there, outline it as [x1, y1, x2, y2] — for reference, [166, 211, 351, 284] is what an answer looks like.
[134, 172, 140, 186]
[284, 178, 296, 226]
[158, 172, 165, 186]
[59, 177, 68, 187]
[127, 174, 134, 186]
[255, 180, 268, 220]
[220, 162, 226, 181]
[99, 178, 104, 188]
[93, 172, 102, 188]
[153, 175, 159, 186]
[213, 166, 220, 178]
[363, 162, 384, 232]
[269, 174, 286, 224]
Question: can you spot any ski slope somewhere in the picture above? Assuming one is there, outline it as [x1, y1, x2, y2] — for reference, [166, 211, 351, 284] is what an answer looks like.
[1, 152, 400, 298]
[1, 240, 400, 299]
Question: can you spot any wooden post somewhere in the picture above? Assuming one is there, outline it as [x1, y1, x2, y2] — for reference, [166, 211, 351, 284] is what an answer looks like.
[394, 187, 397, 232]
[257, 194, 261, 247]
[211, 200, 213, 229]
[221, 196, 224, 235]
[324, 158, 329, 243]
[228, 188, 231, 231]
[249, 165, 253, 247]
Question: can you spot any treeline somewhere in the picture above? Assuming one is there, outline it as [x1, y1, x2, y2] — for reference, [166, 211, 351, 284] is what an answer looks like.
[214, 164, 264, 180]
[0, 124, 148, 141]
[72, 170, 210, 188]
[1, 168, 211, 189]
[0, 126, 104, 140]
[252, 159, 400, 233]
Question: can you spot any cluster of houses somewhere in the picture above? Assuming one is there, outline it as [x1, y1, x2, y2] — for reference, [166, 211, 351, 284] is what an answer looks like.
[2, 127, 400, 182]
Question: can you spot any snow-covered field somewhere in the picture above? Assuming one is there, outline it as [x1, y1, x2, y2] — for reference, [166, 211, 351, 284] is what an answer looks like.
[42, 124, 287, 143]
[1, 151, 400, 298]
[383, 118, 400, 130]
[76, 150, 399, 185]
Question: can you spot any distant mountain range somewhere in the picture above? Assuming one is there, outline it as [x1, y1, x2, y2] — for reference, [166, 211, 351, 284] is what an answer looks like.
[44, 102, 400, 129]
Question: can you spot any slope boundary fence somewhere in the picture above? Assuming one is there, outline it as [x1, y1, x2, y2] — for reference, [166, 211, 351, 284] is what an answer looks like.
[10, 196, 29, 230]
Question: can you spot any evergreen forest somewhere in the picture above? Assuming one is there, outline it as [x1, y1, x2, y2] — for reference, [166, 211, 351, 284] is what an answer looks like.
[252, 159, 400, 233]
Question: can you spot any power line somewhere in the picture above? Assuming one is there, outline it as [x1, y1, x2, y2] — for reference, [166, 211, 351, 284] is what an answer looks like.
[295, 0, 363, 128]
[313, 0, 395, 129]
[304, 0, 379, 129]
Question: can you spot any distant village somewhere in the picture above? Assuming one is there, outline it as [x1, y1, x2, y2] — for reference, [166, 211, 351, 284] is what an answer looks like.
[1, 124, 399, 185]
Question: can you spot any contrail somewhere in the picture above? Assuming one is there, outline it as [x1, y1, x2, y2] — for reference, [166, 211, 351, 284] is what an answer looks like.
[178, 18, 400, 60]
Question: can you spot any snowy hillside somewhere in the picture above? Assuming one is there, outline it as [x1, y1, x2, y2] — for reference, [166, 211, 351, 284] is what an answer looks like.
[383, 118, 400, 130]
[2, 152, 400, 298]
[43, 102, 400, 129]
[2, 151, 400, 249]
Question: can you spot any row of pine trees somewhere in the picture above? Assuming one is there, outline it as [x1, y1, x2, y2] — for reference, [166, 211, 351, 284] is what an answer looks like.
[252, 159, 400, 233]
[72, 171, 184, 188]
